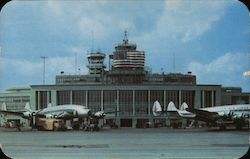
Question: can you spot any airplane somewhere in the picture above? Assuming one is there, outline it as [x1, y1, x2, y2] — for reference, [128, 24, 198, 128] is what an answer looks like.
[0, 102, 113, 120]
[0, 102, 116, 130]
[152, 100, 250, 129]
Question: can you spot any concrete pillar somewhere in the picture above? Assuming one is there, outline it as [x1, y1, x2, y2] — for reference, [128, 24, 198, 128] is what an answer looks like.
[101, 90, 104, 111]
[70, 90, 72, 104]
[211, 91, 214, 107]
[215, 89, 221, 106]
[202, 90, 205, 108]
[47, 91, 50, 106]
[132, 118, 137, 128]
[165, 118, 171, 127]
[181, 118, 187, 128]
[164, 90, 166, 111]
[178, 90, 182, 108]
[115, 117, 120, 127]
[133, 90, 135, 116]
[30, 89, 37, 110]
[86, 90, 88, 108]
[194, 90, 201, 109]
[37, 91, 40, 109]
[149, 117, 154, 126]
[117, 90, 119, 117]
[51, 90, 57, 106]
[148, 90, 151, 116]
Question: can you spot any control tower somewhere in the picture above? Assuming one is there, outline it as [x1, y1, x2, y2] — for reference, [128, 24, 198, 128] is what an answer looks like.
[112, 30, 145, 70]
[87, 51, 106, 74]
[108, 31, 146, 83]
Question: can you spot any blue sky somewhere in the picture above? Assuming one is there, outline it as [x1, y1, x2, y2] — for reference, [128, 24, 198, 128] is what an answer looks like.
[0, 0, 249, 92]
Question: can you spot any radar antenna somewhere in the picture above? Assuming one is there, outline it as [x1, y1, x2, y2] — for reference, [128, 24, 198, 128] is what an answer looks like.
[123, 30, 128, 44]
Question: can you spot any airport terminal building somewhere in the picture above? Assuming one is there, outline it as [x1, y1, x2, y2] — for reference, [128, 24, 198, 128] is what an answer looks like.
[1, 32, 250, 128]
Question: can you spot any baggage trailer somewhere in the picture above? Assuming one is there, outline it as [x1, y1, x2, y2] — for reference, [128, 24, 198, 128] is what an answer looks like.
[35, 118, 65, 131]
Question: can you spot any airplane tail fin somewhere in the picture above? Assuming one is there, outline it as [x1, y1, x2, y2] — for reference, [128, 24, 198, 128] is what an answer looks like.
[152, 100, 162, 116]
[167, 101, 178, 112]
[24, 102, 32, 112]
[180, 102, 189, 111]
[1, 103, 7, 111]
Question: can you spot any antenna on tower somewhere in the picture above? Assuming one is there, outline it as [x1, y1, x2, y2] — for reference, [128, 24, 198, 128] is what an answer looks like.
[123, 30, 128, 44]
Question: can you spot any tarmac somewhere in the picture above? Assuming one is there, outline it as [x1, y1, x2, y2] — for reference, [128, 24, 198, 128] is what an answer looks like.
[0, 127, 249, 159]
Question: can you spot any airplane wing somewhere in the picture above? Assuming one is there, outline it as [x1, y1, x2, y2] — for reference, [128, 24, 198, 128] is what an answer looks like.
[166, 102, 219, 122]
[0, 110, 24, 117]
[55, 111, 76, 119]
[0, 103, 24, 116]
[91, 110, 119, 119]
[0, 102, 33, 119]
[189, 108, 219, 123]
[39, 110, 77, 120]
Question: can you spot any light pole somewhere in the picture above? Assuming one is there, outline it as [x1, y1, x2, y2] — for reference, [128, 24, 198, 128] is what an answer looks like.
[40, 56, 48, 85]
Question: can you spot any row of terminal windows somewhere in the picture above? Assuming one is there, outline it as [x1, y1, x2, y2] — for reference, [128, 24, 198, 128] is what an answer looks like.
[0, 96, 29, 103]
[0, 96, 30, 111]
[36, 90, 216, 114]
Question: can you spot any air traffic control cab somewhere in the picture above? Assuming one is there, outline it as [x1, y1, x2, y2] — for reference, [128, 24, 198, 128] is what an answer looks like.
[108, 30, 146, 84]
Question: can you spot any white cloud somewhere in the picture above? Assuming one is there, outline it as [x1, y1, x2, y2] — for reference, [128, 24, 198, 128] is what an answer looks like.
[47, 56, 87, 75]
[42, 1, 138, 41]
[1, 56, 88, 83]
[133, 0, 232, 45]
[130, 0, 236, 70]
[46, 1, 63, 16]
[78, 13, 136, 41]
[41, 1, 232, 45]
[166, 1, 230, 43]
[188, 52, 248, 86]
[2, 58, 42, 76]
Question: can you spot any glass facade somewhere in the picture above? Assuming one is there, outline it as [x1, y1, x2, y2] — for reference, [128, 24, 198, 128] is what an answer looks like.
[72, 90, 86, 106]
[48, 88, 217, 118]
[35, 91, 52, 109]
[103, 90, 117, 112]
[57, 91, 70, 105]
[88, 90, 101, 112]
[181, 90, 195, 109]
[0, 96, 29, 111]
[39, 91, 48, 109]
[204, 91, 212, 107]
[119, 90, 133, 115]
[135, 90, 148, 115]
